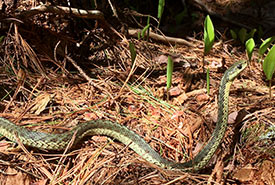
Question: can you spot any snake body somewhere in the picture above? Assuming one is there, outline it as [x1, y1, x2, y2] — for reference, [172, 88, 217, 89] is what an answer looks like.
[0, 60, 247, 171]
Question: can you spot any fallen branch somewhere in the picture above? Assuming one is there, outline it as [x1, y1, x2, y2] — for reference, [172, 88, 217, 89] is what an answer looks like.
[128, 28, 194, 47]
[18, 4, 104, 20]
[16, 4, 122, 40]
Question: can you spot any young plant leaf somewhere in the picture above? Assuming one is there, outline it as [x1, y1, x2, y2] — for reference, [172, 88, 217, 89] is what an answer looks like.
[230, 29, 237, 40]
[0, 36, 4, 43]
[238, 28, 247, 44]
[263, 45, 275, 80]
[146, 17, 150, 41]
[246, 28, 257, 40]
[245, 38, 255, 61]
[166, 56, 173, 90]
[137, 31, 141, 40]
[141, 24, 150, 39]
[175, 8, 188, 25]
[129, 42, 136, 65]
[259, 36, 275, 56]
[258, 26, 264, 39]
[157, 0, 165, 28]
[204, 15, 215, 55]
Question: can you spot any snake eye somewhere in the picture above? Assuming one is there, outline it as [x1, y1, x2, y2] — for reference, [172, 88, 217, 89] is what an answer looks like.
[237, 64, 242, 69]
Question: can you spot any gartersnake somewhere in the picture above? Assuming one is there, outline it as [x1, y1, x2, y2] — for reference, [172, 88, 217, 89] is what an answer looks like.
[0, 60, 247, 172]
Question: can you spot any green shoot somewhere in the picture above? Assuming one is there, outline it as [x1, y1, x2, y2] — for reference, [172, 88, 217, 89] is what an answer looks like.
[175, 7, 188, 25]
[203, 15, 215, 72]
[141, 17, 151, 40]
[259, 36, 275, 56]
[247, 28, 257, 40]
[137, 31, 141, 40]
[203, 14, 214, 93]
[204, 15, 215, 55]
[157, 0, 165, 29]
[206, 67, 210, 95]
[230, 29, 238, 41]
[263, 44, 275, 98]
[129, 42, 136, 66]
[258, 26, 264, 39]
[238, 28, 247, 44]
[141, 24, 150, 40]
[0, 36, 4, 43]
[245, 38, 255, 62]
[146, 16, 150, 41]
[166, 56, 173, 100]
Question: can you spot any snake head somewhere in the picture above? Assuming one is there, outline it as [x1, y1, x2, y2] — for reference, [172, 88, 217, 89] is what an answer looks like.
[226, 60, 247, 82]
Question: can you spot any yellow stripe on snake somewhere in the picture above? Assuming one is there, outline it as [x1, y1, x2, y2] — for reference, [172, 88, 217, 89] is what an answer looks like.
[0, 60, 247, 172]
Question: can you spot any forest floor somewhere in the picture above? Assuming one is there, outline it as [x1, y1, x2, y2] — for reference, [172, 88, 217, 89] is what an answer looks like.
[0, 0, 274, 184]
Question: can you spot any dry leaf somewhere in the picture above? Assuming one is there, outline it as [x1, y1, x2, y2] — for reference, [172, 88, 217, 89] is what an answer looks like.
[83, 112, 98, 120]
[173, 91, 188, 104]
[1, 167, 30, 185]
[260, 160, 275, 185]
[196, 94, 209, 102]
[228, 111, 238, 124]
[168, 86, 182, 96]
[233, 165, 255, 182]
[171, 111, 184, 123]
[30, 92, 52, 115]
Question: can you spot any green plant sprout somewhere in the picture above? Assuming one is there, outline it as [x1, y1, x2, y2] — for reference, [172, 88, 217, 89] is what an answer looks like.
[230, 28, 257, 43]
[245, 38, 255, 62]
[238, 28, 247, 44]
[118, 41, 137, 95]
[203, 15, 214, 70]
[204, 15, 215, 56]
[141, 17, 151, 41]
[166, 56, 173, 100]
[230, 29, 238, 40]
[141, 24, 150, 40]
[246, 29, 257, 40]
[129, 42, 136, 66]
[0, 36, 4, 43]
[203, 15, 214, 95]
[206, 68, 210, 95]
[263, 44, 275, 98]
[157, 0, 165, 29]
[259, 36, 275, 56]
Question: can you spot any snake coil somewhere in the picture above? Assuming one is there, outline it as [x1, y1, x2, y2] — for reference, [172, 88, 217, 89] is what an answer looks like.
[0, 60, 247, 171]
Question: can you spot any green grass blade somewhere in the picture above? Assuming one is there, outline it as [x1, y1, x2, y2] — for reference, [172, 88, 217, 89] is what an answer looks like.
[146, 17, 150, 41]
[141, 24, 150, 39]
[157, 0, 165, 28]
[166, 56, 173, 90]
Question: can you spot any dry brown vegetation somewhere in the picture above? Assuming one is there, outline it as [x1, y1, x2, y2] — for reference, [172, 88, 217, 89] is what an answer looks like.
[0, 0, 274, 184]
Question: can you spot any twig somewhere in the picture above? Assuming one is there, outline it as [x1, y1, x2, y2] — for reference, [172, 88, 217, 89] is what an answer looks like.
[108, 0, 118, 18]
[128, 28, 194, 47]
[16, 4, 123, 40]
[18, 4, 104, 20]
[65, 55, 96, 86]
